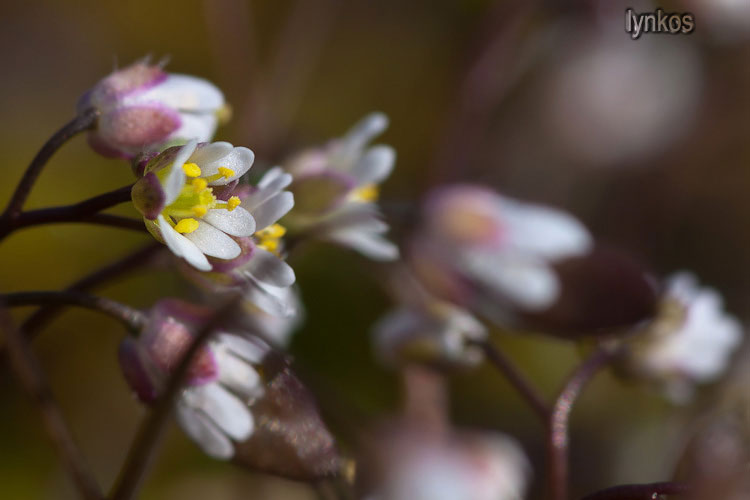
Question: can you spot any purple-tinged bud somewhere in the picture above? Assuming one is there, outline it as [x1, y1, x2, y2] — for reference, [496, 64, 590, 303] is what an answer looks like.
[79, 60, 227, 159]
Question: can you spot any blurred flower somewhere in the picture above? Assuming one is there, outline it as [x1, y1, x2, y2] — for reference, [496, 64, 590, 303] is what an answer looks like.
[543, 29, 701, 166]
[131, 139, 256, 271]
[374, 302, 486, 368]
[687, 0, 750, 42]
[362, 426, 530, 500]
[619, 272, 743, 403]
[283, 112, 398, 261]
[178, 167, 298, 343]
[118, 299, 268, 459]
[411, 184, 592, 319]
[79, 59, 227, 159]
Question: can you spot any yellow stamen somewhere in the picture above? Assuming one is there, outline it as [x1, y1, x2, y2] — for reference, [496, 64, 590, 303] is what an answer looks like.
[182, 162, 202, 177]
[227, 196, 241, 211]
[350, 183, 379, 202]
[218, 167, 235, 179]
[255, 223, 287, 255]
[174, 218, 200, 234]
[192, 178, 208, 193]
[258, 240, 279, 253]
[191, 205, 208, 217]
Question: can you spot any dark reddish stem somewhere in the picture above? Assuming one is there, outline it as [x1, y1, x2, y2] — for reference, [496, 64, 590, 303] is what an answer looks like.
[548, 347, 618, 500]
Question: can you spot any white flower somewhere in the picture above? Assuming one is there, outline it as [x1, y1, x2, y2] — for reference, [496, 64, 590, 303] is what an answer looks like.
[284, 113, 398, 261]
[373, 301, 486, 367]
[79, 60, 227, 158]
[624, 272, 743, 403]
[132, 139, 256, 271]
[414, 184, 592, 314]
[118, 299, 270, 459]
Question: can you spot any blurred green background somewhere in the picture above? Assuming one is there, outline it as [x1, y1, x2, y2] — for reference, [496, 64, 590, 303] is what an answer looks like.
[1, 0, 749, 498]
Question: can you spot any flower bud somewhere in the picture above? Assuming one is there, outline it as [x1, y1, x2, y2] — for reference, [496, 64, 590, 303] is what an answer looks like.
[79, 60, 227, 159]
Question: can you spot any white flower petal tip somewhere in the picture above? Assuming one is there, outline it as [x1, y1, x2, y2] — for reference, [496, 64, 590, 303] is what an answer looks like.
[158, 215, 211, 271]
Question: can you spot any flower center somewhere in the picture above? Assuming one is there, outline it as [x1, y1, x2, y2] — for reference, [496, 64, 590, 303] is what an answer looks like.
[255, 224, 287, 253]
[160, 162, 241, 234]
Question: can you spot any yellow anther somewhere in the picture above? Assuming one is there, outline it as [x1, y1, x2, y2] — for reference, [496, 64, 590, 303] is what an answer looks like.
[257, 223, 286, 239]
[350, 183, 379, 202]
[182, 162, 202, 177]
[218, 167, 235, 179]
[227, 196, 241, 211]
[191, 205, 208, 217]
[258, 239, 279, 253]
[192, 178, 208, 193]
[174, 218, 200, 234]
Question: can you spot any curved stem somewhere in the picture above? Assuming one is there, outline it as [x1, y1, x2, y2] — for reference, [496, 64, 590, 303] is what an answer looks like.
[3, 108, 99, 219]
[0, 185, 137, 240]
[21, 243, 162, 339]
[580, 481, 690, 500]
[110, 293, 245, 500]
[548, 347, 617, 500]
[0, 306, 104, 500]
[473, 339, 550, 421]
[2, 291, 145, 331]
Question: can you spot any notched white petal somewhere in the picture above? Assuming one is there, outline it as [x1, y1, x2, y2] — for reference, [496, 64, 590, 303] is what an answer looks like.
[158, 215, 211, 271]
[183, 221, 241, 259]
[201, 206, 256, 237]
[175, 402, 234, 459]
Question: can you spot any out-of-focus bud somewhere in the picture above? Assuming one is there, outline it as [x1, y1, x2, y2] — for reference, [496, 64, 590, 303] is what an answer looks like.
[118, 299, 267, 460]
[79, 59, 227, 159]
[359, 424, 530, 500]
[283, 113, 399, 261]
[543, 29, 701, 167]
[616, 272, 743, 403]
[411, 184, 592, 320]
[233, 361, 341, 481]
[131, 139, 256, 271]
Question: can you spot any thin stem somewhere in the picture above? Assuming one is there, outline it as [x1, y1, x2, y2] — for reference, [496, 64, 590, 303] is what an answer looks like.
[548, 347, 618, 500]
[472, 339, 550, 421]
[2, 291, 145, 331]
[22, 243, 162, 339]
[3, 108, 99, 219]
[0, 185, 136, 240]
[580, 481, 691, 500]
[110, 294, 244, 500]
[0, 305, 104, 500]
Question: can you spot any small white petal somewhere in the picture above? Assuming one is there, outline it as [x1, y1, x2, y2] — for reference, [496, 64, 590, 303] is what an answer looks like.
[216, 333, 269, 364]
[351, 145, 395, 185]
[258, 167, 292, 190]
[201, 147, 255, 184]
[246, 247, 296, 287]
[158, 215, 211, 271]
[201, 207, 256, 237]
[214, 348, 263, 399]
[243, 169, 293, 212]
[132, 74, 225, 112]
[242, 278, 298, 317]
[463, 252, 559, 310]
[189, 141, 234, 165]
[163, 140, 198, 204]
[175, 402, 234, 459]
[344, 112, 388, 151]
[183, 221, 241, 259]
[251, 192, 294, 230]
[327, 229, 400, 261]
[182, 384, 254, 441]
[498, 196, 592, 260]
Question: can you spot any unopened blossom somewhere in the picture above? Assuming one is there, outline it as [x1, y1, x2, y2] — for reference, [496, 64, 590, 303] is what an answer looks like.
[283, 112, 398, 261]
[373, 270, 486, 367]
[178, 167, 298, 340]
[118, 299, 269, 459]
[619, 272, 743, 404]
[412, 184, 592, 318]
[363, 427, 530, 500]
[79, 60, 227, 158]
[132, 139, 256, 272]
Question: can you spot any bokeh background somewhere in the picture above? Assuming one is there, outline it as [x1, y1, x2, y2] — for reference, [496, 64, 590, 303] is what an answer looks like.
[1, 0, 749, 498]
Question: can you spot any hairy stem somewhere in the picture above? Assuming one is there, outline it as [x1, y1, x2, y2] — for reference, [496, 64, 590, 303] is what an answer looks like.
[473, 339, 551, 421]
[0, 306, 104, 500]
[548, 347, 617, 500]
[2, 291, 145, 331]
[3, 108, 99, 219]
[580, 481, 690, 500]
[110, 294, 244, 500]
